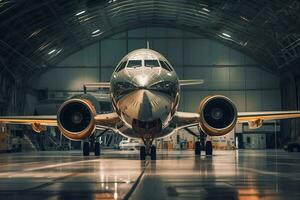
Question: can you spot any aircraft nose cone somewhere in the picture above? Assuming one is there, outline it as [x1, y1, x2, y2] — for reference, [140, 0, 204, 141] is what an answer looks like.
[133, 74, 150, 88]
[117, 89, 172, 125]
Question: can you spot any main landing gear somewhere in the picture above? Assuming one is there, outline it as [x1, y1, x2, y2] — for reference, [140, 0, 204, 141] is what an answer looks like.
[82, 140, 101, 156]
[83, 141, 90, 156]
[194, 140, 213, 156]
[194, 132, 213, 156]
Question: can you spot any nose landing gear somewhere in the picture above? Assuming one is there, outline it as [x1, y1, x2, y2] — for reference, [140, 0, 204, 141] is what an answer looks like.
[140, 136, 157, 160]
[139, 145, 157, 160]
[140, 146, 146, 160]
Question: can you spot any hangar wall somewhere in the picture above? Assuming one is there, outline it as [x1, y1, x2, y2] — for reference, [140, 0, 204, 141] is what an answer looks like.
[281, 70, 300, 143]
[34, 27, 281, 113]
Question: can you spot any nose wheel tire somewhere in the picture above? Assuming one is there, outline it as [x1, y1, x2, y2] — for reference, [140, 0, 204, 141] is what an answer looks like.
[94, 142, 101, 156]
[150, 145, 157, 160]
[195, 141, 201, 156]
[83, 141, 90, 156]
[205, 141, 213, 156]
[140, 146, 146, 160]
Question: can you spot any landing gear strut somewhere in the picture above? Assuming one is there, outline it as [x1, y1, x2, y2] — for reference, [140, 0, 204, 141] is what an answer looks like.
[195, 141, 201, 155]
[194, 132, 213, 156]
[205, 141, 213, 156]
[82, 137, 101, 156]
[150, 145, 156, 160]
[83, 141, 90, 156]
[139, 136, 156, 160]
[140, 146, 146, 160]
[94, 142, 101, 156]
[139, 145, 156, 160]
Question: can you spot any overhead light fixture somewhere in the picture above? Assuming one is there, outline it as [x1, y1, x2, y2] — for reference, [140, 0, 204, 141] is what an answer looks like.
[92, 31, 104, 37]
[56, 49, 62, 54]
[92, 29, 100, 34]
[240, 16, 249, 22]
[202, 7, 210, 12]
[28, 29, 42, 38]
[108, 0, 117, 3]
[75, 10, 86, 16]
[222, 32, 231, 38]
[48, 49, 56, 55]
[242, 41, 248, 47]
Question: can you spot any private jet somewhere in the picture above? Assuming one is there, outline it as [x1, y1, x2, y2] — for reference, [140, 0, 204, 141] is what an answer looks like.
[1, 48, 300, 160]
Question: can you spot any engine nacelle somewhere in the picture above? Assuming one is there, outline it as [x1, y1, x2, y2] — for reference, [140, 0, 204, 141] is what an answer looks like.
[197, 95, 237, 136]
[57, 98, 97, 141]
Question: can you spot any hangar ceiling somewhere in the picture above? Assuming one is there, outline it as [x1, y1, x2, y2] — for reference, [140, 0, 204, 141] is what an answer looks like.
[0, 0, 300, 77]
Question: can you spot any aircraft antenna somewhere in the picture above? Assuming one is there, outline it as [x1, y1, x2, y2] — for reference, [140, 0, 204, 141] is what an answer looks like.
[147, 41, 150, 49]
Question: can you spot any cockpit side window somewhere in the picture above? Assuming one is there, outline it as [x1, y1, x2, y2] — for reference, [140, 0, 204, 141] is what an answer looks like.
[145, 60, 160, 68]
[159, 60, 173, 71]
[127, 60, 142, 68]
[115, 61, 127, 72]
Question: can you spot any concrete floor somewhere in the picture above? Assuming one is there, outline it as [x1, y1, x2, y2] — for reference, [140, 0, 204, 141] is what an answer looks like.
[0, 150, 299, 200]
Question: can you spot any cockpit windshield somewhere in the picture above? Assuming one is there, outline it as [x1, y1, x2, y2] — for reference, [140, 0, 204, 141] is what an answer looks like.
[115, 61, 127, 72]
[159, 60, 173, 71]
[145, 60, 160, 68]
[127, 60, 142, 68]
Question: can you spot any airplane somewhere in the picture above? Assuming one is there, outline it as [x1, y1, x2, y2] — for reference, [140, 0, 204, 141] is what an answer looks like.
[1, 48, 300, 160]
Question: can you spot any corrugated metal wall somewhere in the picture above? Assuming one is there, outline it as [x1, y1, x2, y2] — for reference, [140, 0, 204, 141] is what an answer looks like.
[35, 27, 281, 112]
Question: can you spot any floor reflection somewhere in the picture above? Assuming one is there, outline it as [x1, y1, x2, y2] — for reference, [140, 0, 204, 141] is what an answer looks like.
[0, 150, 299, 200]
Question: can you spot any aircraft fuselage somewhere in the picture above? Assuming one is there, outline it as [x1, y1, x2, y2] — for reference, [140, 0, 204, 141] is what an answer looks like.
[110, 49, 179, 139]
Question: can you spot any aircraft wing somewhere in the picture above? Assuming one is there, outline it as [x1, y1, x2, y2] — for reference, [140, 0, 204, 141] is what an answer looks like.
[0, 112, 121, 132]
[0, 116, 57, 126]
[174, 110, 300, 130]
[237, 111, 300, 129]
[179, 79, 204, 86]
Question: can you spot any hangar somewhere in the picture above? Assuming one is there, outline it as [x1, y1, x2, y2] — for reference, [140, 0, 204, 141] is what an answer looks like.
[0, 0, 299, 199]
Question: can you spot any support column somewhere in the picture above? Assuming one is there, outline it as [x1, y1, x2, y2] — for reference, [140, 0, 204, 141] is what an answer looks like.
[280, 71, 300, 144]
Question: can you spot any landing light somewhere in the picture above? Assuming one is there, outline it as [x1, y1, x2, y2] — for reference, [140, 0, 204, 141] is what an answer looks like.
[75, 10, 86, 16]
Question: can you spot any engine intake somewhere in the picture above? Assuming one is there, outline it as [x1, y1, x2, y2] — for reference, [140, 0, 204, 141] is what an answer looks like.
[57, 99, 96, 140]
[198, 95, 237, 136]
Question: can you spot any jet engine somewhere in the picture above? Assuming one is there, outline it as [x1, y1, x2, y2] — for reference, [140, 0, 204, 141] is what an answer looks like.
[57, 96, 98, 141]
[198, 95, 237, 136]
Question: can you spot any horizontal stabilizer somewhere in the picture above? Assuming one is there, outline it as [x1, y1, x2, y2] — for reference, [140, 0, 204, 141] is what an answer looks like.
[179, 79, 204, 86]
[83, 82, 110, 89]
